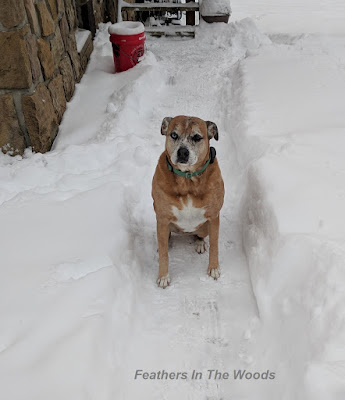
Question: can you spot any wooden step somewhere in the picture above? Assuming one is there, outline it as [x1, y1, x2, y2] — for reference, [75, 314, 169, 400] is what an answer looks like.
[145, 25, 196, 37]
[121, 1, 199, 12]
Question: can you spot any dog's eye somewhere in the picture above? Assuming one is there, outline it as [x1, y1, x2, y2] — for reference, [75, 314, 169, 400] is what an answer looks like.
[192, 135, 202, 142]
[170, 132, 178, 140]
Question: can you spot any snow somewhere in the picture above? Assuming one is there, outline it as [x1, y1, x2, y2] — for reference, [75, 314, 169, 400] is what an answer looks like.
[242, 65, 345, 396]
[75, 29, 91, 53]
[1, 1, 345, 399]
[200, 0, 231, 16]
[229, 2, 345, 399]
[231, 0, 345, 35]
[108, 21, 145, 35]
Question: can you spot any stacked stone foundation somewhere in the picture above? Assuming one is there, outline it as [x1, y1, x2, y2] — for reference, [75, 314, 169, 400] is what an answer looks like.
[0, 0, 98, 155]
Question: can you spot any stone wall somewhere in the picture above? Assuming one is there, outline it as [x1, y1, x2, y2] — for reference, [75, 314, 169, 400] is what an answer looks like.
[0, 0, 98, 155]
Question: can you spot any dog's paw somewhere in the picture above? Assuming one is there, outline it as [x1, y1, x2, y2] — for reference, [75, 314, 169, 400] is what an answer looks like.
[157, 274, 171, 288]
[208, 267, 220, 280]
[195, 238, 206, 254]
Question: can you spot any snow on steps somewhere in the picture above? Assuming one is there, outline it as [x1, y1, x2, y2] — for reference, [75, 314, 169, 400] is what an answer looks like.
[145, 25, 196, 37]
[120, 1, 199, 12]
[119, 1, 199, 37]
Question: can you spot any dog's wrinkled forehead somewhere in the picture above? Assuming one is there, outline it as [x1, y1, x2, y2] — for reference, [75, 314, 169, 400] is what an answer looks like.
[170, 117, 206, 136]
[161, 115, 219, 141]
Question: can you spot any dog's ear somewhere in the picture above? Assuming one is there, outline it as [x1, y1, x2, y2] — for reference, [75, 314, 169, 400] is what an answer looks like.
[206, 121, 219, 141]
[161, 117, 172, 136]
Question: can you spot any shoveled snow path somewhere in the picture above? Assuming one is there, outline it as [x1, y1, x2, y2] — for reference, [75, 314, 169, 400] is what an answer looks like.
[101, 26, 261, 398]
[55, 23, 263, 398]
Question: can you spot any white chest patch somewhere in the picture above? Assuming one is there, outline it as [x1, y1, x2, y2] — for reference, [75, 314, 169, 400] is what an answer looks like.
[171, 196, 206, 233]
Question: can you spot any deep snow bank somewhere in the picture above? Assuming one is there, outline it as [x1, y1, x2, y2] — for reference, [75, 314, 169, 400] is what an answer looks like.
[0, 25, 168, 400]
[231, 0, 345, 35]
[233, 32, 345, 399]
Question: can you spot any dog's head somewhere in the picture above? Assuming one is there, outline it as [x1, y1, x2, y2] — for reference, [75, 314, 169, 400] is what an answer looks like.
[161, 115, 218, 172]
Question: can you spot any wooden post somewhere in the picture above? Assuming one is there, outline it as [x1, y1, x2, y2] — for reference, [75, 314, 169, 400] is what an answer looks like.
[186, 0, 195, 26]
[117, 0, 123, 23]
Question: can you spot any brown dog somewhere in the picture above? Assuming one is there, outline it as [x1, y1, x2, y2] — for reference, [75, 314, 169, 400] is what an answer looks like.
[152, 116, 224, 288]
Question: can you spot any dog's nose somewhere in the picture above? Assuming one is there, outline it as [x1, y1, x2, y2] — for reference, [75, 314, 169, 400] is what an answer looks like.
[177, 147, 189, 163]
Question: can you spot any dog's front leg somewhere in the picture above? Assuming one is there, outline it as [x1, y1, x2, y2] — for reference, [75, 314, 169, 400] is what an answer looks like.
[208, 215, 220, 279]
[156, 219, 171, 288]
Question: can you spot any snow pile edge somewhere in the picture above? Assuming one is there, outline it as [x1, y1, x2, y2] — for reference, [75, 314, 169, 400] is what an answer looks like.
[231, 46, 345, 400]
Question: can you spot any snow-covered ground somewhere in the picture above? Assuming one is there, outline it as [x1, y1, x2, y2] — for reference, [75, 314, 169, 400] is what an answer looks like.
[1, 1, 345, 399]
[231, 0, 345, 35]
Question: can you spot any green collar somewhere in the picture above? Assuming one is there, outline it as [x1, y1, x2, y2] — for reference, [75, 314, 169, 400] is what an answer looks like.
[166, 148, 216, 179]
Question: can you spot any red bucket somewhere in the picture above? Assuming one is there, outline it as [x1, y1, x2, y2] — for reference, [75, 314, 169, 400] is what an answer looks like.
[108, 22, 146, 73]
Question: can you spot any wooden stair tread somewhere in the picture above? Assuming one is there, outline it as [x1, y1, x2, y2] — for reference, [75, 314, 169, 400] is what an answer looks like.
[121, 1, 199, 12]
[145, 25, 196, 37]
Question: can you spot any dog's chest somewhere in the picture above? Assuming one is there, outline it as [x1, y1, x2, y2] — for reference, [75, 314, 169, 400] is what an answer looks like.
[171, 196, 206, 233]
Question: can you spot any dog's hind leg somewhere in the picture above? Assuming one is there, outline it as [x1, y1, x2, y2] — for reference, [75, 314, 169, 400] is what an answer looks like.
[195, 236, 206, 254]
[194, 222, 209, 254]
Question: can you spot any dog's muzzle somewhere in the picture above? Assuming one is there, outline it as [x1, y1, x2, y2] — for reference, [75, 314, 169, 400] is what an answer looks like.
[177, 147, 189, 164]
